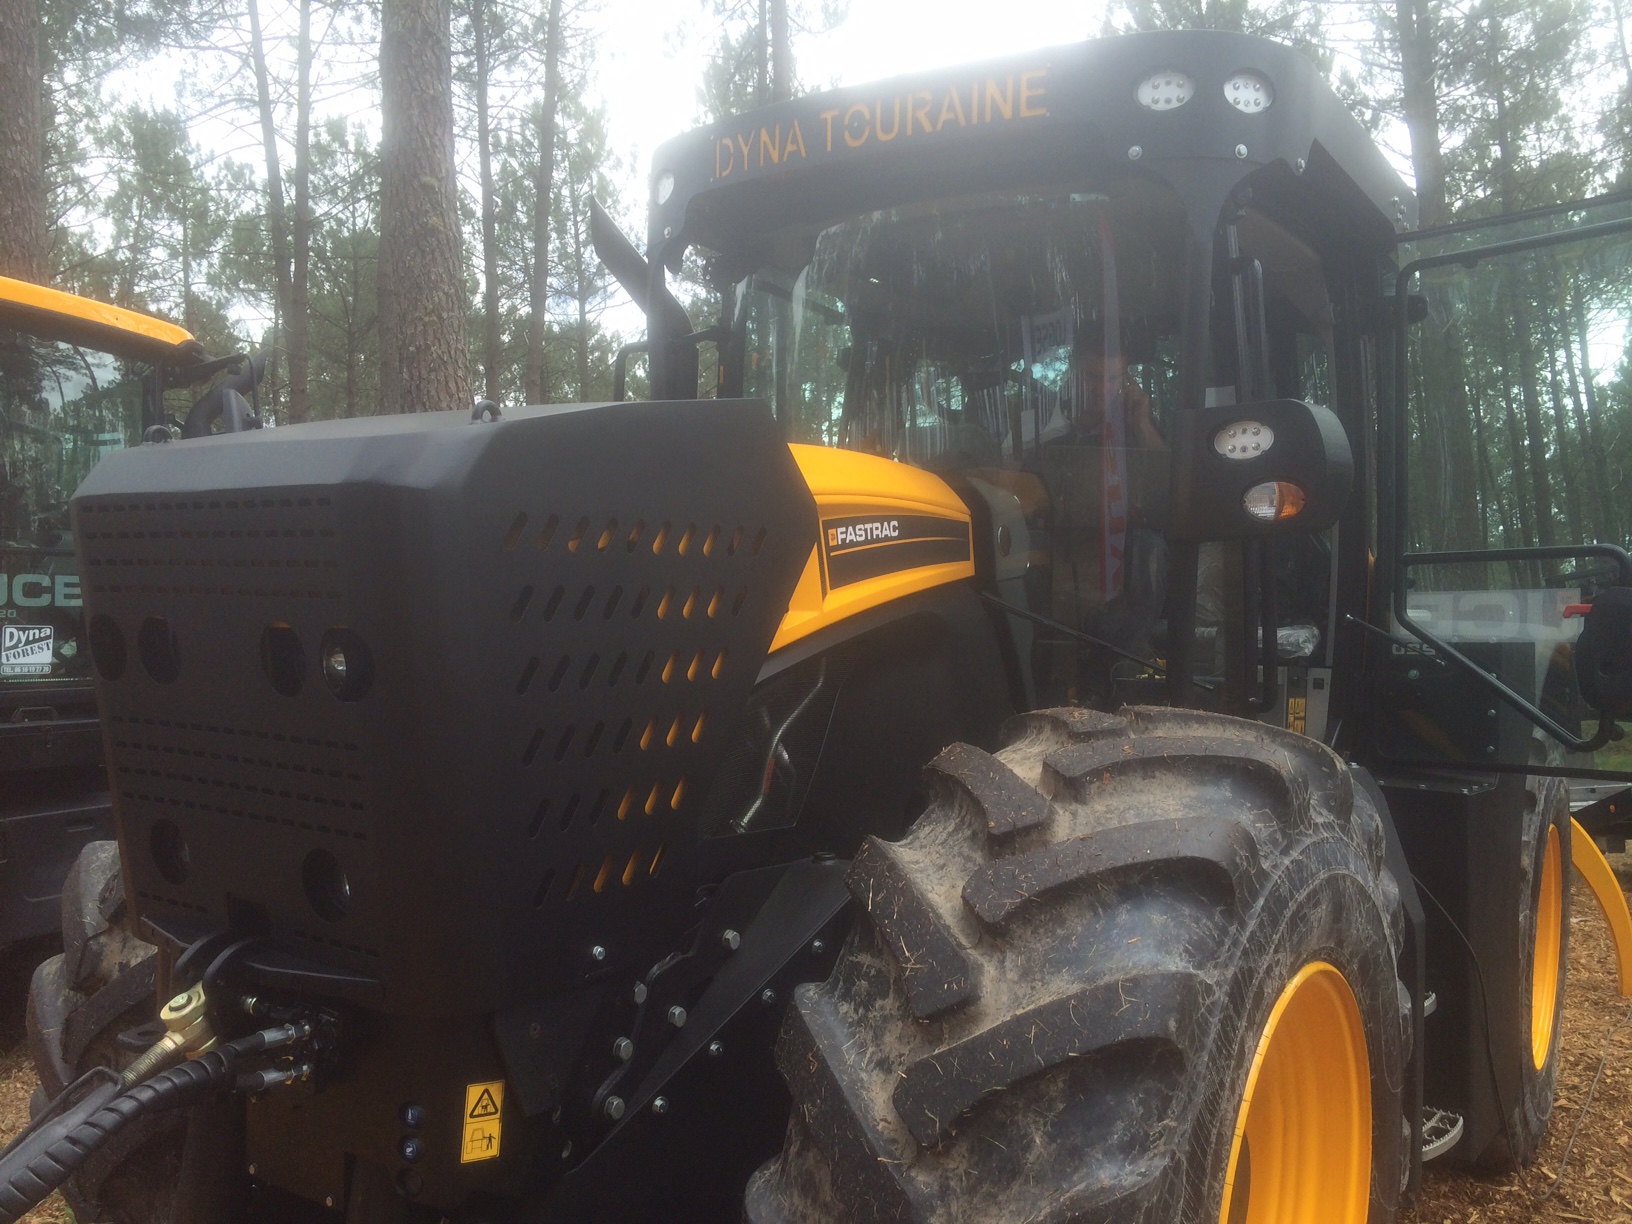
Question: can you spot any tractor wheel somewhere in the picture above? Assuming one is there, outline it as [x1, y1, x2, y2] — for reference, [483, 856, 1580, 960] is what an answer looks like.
[25, 840, 185, 1224]
[745, 706, 1410, 1224]
[1481, 776, 1570, 1167]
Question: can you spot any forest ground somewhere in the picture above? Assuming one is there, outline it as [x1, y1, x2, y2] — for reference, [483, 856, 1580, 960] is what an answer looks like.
[3, 865, 1632, 1223]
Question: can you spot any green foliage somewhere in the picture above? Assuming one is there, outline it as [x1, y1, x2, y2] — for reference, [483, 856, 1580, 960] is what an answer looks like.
[302, 118, 382, 420]
[695, 0, 848, 122]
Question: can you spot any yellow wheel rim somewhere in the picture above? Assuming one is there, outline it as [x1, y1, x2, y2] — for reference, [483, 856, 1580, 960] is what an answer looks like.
[1217, 961, 1371, 1224]
[1531, 823, 1564, 1070]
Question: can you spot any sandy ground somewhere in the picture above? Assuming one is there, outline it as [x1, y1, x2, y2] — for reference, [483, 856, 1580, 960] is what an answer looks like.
[3, 865, 1632, 1223]
[0, 934, 71, 1223]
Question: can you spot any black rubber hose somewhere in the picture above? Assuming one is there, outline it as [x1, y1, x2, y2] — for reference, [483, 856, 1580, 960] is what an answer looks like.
[0, 1068, 121, 1165]
[0, 1028, 293, 1223]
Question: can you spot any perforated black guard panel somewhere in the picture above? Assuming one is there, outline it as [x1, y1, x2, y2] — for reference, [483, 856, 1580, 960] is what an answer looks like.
[72, 400, 816, 1015]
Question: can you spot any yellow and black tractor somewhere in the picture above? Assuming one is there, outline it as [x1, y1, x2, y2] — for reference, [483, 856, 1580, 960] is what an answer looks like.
[9, 27, 1632, 1224]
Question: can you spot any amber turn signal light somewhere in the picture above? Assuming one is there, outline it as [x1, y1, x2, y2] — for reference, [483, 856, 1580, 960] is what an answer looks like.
[1243, 481, 1307, 523]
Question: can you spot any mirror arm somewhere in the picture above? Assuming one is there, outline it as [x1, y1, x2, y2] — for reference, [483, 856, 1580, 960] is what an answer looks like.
[1247, 258, 1271, 399]
[589, 197, 695, 397]
[1226, 223, 1253, 401]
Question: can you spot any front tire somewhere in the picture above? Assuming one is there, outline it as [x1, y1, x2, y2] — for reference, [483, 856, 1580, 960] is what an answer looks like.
[746, 707, 1409, 1223]
[25, 841, 184, 1224]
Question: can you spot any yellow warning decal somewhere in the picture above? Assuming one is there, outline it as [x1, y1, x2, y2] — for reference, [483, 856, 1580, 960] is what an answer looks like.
[1287, 696, 1307, 736]
[460, 1080, 504, 1164]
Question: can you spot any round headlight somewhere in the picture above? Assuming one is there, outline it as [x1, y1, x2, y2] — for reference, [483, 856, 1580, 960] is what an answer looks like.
[1136, 69, 1195, 112]
[655, 170, 676, 205]
[320, 627, 373, 701]
[1224, 70, 1274, 113]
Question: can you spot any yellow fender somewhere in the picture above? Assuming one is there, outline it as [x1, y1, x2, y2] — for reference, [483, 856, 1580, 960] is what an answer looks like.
[1571, 817, 1632, 998]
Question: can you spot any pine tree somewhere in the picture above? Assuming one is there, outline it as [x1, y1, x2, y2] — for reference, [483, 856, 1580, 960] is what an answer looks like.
[378, 0, 471, 414]
[0, 0, 48, 280]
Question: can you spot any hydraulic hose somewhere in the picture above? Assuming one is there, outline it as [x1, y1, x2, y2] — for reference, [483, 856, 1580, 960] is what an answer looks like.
[0, 1024, 306, 1224]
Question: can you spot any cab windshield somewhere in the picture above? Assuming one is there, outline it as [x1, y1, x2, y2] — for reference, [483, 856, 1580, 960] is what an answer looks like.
[738, 182, 1184, 462]
[732, 178, 1336, 708]
[1, 328, 150, 686]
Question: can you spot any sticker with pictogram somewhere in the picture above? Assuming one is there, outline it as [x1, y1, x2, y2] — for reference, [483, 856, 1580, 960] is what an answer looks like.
[461, 1080, 504, 1163]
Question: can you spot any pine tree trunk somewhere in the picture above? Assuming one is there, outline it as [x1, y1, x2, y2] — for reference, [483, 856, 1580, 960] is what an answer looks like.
[119, 199, 148, 306]
[346, 243, 364, 416]
[572, 195, 589, 399]
[769, 0, 792, 102]
[0, 0, 47, 282]
[1559, 315, 1602, 541]
[1572, 287, 1616, 543]
[378, 0, 470, 415]
[474, 0, 502, 404]
[249, 0, 294, 415]
[1542, 310, 1584, 543]
[756, 0, 769, 105]
[1396, 0, 1446, 226]
[290, 0, 313, 423]
[1500, 395, 1538, 585]
[523, 0, 563, 405]
[1487, 22, 1554, 562]
[1471, 391, 1515, 550]
[1513, 298, 1556, 548]
[179, 208, 190, 331]
[1416, 323, 1483, 550]
[1613, 0, 1632, 79]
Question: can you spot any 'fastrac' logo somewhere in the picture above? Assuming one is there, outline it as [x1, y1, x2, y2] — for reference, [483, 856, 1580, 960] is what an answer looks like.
[1, 624, 54, 676]
[828, 520, 901, 548]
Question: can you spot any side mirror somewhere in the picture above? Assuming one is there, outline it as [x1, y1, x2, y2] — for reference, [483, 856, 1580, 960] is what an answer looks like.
[1167, 399, 1353, 542]
[1574, 589, 1632, 719]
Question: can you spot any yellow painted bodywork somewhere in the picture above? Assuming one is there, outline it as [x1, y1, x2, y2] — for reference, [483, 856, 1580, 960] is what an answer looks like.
[1571, 817, 1632, 998]
[770, 445, 975, 653]
[0, 274, 194, 356]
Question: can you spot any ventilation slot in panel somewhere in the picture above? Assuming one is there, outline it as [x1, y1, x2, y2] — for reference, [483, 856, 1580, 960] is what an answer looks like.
[498, 486, 799, 937]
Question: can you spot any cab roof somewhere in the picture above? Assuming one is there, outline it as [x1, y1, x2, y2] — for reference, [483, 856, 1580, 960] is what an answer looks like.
[0, 275, 202, 365]
[648, 30, 1414, 264]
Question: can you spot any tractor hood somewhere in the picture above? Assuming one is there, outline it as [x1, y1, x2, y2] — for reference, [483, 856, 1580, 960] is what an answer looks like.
[71, 399, 817, 1016]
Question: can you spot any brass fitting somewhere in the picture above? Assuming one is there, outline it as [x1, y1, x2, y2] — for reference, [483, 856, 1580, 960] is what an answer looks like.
[120, 983, 219, 1087]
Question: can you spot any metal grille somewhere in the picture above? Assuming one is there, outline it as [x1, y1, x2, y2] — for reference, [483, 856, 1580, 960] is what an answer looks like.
[73, 401, 815, 1014]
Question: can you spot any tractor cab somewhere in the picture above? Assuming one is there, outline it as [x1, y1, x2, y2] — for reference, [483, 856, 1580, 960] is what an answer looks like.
[615, 30, 1632, 792]
[613, 31, 1399, 734]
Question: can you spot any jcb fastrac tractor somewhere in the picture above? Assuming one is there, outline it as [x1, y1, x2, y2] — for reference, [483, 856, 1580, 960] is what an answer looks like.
[10, 28, 1632, 1224]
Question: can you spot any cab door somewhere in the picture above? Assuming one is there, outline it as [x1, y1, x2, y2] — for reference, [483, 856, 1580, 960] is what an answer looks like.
[1378, 192, 1632, 784]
